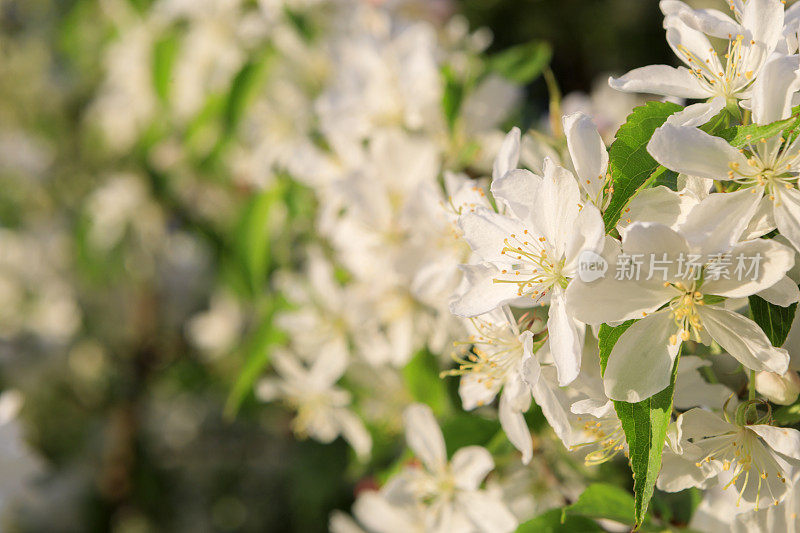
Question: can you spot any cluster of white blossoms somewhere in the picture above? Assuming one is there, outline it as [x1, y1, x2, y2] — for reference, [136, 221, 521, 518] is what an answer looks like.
[84, 0, 800, 530]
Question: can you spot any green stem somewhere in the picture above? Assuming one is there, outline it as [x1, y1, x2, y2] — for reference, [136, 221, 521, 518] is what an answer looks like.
[749, 369, 756, 401]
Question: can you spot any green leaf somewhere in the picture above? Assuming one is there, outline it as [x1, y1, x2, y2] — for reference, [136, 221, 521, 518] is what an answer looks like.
[516, 509, 603, 533]
[235, 186, 282, 296]
[775, 402, 800, 425]
[442, 65, 465, 132]
[717, 112, 800, 147]
[604, 101, 684, 232]
[152, 30, 180, 104]
[749, 294, 797, 347]
[225, 311, 286, 418]
[564, 483, 636, 525]
[402, 350, 451, 416]
[599, 322, 680, 529]
[223, 53, 270, 137]
[488, 41, 552, 84]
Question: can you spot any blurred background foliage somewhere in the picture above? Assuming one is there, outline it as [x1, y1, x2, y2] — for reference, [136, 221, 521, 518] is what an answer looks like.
[0, 0, 709, 531]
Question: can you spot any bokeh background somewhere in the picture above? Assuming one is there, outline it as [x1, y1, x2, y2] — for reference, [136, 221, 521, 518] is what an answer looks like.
[0, 0, 721, 531]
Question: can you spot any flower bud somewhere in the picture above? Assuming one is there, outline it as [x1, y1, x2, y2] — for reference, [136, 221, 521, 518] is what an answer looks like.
[754, 370, 800, 405]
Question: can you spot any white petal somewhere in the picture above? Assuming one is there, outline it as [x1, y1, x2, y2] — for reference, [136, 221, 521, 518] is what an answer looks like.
[670, 2, 742, 39]
[547, 286, 584, 386]
[679, 187, 762, 259]
[329, 511, 366, 533]
[499, 384, 532, 464]
[749, 424, 800, 460]
[353, 491, 417, 533]
[647, 124, 750, 180]
[774, 187, 800, 253]
[751, 54, 800, 125]
[617, 185, 698, 235]
[531, 366, 577, 447]
[608, 65, 709, 99]
[665, 97, 726, 127]
[563, 202, 605, 273]
[666, 15, 724, 74]
[698, 305, 790, 374]
[566, 236, 673, 325]
[702, 238, 796, 298]
[604, 311, 681, 402]
[520, 330, 541, 388]
[493, 127, 521, 181]
[529, 159, 581, 258]
[309, 338, 349, 387]
[757, 275, 800, 307]
[742, 0, 784, 54]
[458, 208, 526, 265]
[335, 409, 373, 460]
[563, 112, 608, 199]
[449, 264, 529, 318]
[571, 398, 615, 418]
[459, 372, 502, 410]
[403, 404, 447, 472]
[490, 169, 542, 221]
[450, 446, 494, 490]
[623, 221, 690, 257]
[456, 491, 518, 533]
[680, 407, 738, 440]
[657, 450, 716, 492]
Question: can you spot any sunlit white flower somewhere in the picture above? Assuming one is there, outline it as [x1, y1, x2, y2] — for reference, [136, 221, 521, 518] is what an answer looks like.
[443, 307, 542, 463]
[662, 407, 800, 509]
[611, 0, 786, 126]
[397, 404, 518, 533]
[568, 194, 796, 401]
[648, 53, 800, 253]
[452, 128, 605, 386]
[256, 349, 372, 459]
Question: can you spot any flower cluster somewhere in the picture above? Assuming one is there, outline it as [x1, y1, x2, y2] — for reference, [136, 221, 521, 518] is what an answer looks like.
[11, 0, 800, 529]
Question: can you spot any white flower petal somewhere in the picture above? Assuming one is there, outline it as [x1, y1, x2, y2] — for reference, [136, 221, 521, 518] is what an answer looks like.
[459, 372, 502, 410]
[456, 491, 518, 533]
[775, 187, 800, 253]
[604, 311, 680, 402]
[566, 236, 673, 325]
[751, 54, 800, 125]
[353, 491, 417, 533]
[403, 404, 447, 472]
[499, 383, 532, 464]
[702, 238, 796, 299]
[547, 286, 584, 386]
[669, 2, 742, 39]
[647, 124, 750, 180]
[490, 169, 542, 221]
[450, 446, 494, 490]
[493, 127, 521, 181]
[666, 15, 724, 74]
[680, 407, 738, 440]
[608, 65, 709, 99]
[450, 264, 530, 318]
[529, 159, 581, 258]
[458, 208, 527, 265]
[698, 305, 790, 374]
[616, 185, 698, 235]
[563, 203, 605, 273]
[665, 97, 726, 127]
[757, 275, 800, 307]
[563, 112, 608, 199]
[742, 0, 784, 54]
[335, 409, 372, 460]
[749, 424, 800, 460]
[531, 366, 578, 447]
